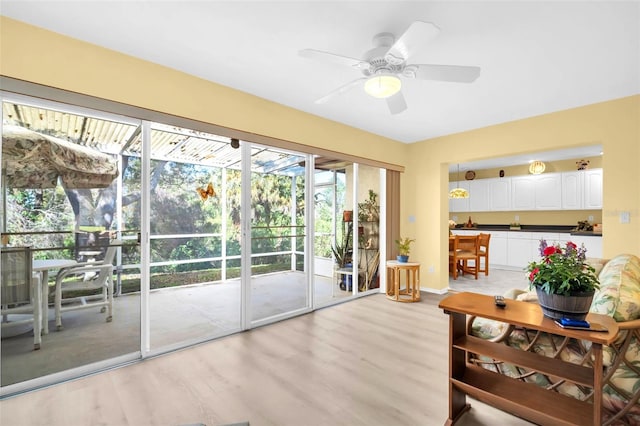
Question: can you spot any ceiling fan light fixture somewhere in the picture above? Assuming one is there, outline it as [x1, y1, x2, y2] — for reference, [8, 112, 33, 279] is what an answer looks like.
[364, 74, 401, 98]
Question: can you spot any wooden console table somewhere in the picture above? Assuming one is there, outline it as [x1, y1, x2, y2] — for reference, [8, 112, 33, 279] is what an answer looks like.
[439, 292, 619, 426]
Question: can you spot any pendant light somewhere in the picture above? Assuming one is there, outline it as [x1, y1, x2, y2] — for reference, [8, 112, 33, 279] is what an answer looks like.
[449, 164, 469, 199]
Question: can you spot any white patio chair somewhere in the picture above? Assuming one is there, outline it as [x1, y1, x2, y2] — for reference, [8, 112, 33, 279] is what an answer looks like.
[1, 246, 42, 350]
[53, 240, 120, 330]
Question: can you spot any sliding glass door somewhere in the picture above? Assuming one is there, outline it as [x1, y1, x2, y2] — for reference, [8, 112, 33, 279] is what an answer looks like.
[1, 95, 142, 390]
[247, 144, 310, 325]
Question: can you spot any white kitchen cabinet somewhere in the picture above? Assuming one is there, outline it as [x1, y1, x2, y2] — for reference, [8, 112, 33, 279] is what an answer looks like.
[488, 178, 511, 211]
[488, 231, 508, 266]
[449, 181, 470, 212]
[507, 232, 536, 268]
[511, 176, 536, 210]
[561, 171, 583, 209]
[570, 235, 603, 258]
[535, 173, 562, 210]
[583, 169, 603, 209]
[469, 179, 490, 212]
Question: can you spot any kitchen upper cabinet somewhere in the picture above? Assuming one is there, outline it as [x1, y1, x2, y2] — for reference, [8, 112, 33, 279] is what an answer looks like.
[449, 181, 470, 212]
[583, 169, 603, 209]
[534, 173, 562, 210]
[561, 171, 583, 209]
[469, 179, 490, 212]
[448, 169, 602, 212]
[511, 176, 536, 210]
[488, 178, 511, 211]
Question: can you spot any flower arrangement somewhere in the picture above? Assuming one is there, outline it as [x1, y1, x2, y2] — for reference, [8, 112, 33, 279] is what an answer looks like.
[526, 240, 600, 296]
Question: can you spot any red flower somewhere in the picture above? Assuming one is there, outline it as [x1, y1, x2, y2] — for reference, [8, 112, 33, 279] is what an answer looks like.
[543, 246, 558, 256]
[566, 241, 577, 250]
[529, 267, 539, 282]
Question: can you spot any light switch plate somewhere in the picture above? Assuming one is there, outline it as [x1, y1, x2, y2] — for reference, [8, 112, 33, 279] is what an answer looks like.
[620, 211, 631, 224]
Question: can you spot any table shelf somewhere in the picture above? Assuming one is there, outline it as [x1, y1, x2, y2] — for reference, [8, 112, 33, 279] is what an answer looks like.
[451, 365, 592, 426]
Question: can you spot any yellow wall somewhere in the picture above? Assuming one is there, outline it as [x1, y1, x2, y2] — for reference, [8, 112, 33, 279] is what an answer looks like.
[0, 17, 407, 167]
[406, 95, 640, 291]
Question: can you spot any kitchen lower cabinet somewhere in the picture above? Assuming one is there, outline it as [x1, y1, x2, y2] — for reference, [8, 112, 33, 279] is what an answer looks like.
[449, 230, 601, 271]
[506, 233, 535, 269]
[488, 232, 508, 266]
[571, 235, 603, 258]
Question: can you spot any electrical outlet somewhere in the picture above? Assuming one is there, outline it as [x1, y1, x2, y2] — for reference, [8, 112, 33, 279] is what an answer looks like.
[514, 215, 520, 222]
[588, 215, 594, 222]
[452, 216, 458, 222]
[428, 265, 435, 273]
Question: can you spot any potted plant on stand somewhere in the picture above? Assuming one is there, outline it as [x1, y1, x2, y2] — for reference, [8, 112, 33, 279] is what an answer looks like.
[526, 239, 600, 320]
[395, 237, 415, 263]
[332, 217, 353, 290]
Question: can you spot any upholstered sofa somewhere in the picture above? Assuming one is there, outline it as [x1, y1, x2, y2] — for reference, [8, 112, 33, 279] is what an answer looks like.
[470, 253, 640, 426]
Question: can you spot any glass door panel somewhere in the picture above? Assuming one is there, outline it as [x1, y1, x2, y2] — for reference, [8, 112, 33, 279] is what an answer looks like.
[354, 164, 382, 294]
[249, 145, 309, 323]
[1, 97, 141, 390]
[147, 124, 242, 350]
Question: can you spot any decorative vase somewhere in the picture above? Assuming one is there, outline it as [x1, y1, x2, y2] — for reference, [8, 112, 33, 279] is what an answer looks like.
[535, 286, 595, 321]
[343, 210, 353, 222]
[397, 255, 409, 263]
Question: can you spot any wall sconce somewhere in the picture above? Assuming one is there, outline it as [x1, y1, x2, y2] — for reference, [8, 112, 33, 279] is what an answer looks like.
[529, 160, 546, 175]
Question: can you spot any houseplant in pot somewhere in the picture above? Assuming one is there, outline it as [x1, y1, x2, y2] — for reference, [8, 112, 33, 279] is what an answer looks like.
[395, 237, 415, 263]
[331, 219, 353, 290]
[526, 239, 600, 320]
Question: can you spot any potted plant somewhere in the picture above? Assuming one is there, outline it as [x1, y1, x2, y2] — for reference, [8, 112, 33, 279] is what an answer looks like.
[395, 237, 415, 263]
[358, 190, 380, 222]
[526, 239, 600, 320]
[332, 219, 353, 290]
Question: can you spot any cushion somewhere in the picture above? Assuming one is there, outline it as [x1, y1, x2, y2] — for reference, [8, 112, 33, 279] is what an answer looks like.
[586, 257, 608, 277]
[515, 290, 539, 302]
[590, 254, 640, 321]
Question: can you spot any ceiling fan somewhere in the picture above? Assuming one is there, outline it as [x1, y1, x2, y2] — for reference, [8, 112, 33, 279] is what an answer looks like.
[299, 21, 481, 114]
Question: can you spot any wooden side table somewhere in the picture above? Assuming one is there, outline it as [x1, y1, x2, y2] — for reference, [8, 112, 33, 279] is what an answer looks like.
[439, 292, 619, 425]
[386, 260, 420, 302]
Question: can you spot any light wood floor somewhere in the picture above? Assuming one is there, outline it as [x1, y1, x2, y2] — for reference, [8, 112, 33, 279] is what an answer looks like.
[0, 292, 532, 426]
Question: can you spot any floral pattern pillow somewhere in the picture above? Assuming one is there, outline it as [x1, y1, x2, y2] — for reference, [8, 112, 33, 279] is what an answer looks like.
[590, 254, 640, 321]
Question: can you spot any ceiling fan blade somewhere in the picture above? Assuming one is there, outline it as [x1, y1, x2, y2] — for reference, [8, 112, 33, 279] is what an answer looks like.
[386, 91, 407, 115]
[315, 78, 367, 104]
[407, 64, 481, 83]
[299, 49, 369, 70]
[385, 21, 440, 65]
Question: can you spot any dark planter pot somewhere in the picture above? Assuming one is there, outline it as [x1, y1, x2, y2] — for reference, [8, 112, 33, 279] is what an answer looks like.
[535, 286, 595, 321]
[397, 255, 409, 263]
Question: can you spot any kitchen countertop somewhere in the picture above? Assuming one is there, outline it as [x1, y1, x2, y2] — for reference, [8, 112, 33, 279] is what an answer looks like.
[453, 224, 602, 236]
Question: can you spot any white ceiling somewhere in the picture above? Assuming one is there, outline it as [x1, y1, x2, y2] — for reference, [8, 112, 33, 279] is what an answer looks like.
[1, 1, 638, 170]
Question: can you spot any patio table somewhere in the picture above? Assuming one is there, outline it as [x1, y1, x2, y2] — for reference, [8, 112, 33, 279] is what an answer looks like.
[33, 259, 78, 334]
